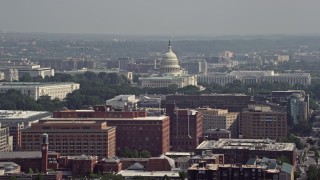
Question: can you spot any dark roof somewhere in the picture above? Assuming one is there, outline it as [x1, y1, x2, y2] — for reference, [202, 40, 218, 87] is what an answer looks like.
[246, 158, 257, 165]
[0, 151, 41, 159]
[281, 163, 293, 174]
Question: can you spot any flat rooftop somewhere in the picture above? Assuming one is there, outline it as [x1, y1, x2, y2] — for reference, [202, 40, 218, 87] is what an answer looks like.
[0, 110, 50, 119]
[0, 151, 42, 159]
[43, 116, 168, 121]
[197, 139, 295, 151]
[117, 170, 180, 178]
[0, 82, 78, 87]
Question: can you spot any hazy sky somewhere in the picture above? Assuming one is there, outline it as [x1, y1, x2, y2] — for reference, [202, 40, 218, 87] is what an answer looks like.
[1, 0, 320, 36]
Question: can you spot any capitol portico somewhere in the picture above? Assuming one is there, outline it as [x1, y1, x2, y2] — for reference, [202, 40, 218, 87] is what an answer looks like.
[140, 41, 197, 88]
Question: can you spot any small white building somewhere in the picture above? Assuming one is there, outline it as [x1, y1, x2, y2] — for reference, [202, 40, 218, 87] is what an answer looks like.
[106, 95, 138, 109]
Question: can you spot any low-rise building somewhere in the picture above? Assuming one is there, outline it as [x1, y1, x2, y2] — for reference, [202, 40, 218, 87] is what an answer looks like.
[196, 139, 296, 166]
[198, 70, 311, 86]
[0, 82, 80, 100]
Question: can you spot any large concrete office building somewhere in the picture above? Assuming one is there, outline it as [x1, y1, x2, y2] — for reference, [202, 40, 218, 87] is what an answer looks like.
[197, 139, 296, 166]
[198, 70, 311, 86]
[21, 120, 116, 158]
[196, 108, 238, 138]
[240, 105, 287, 140]
[163, 94, 253, 112]
[0, 82, 80, 100]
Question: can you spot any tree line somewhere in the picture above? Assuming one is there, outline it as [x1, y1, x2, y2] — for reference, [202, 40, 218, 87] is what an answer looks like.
[2, 71, 320, 111]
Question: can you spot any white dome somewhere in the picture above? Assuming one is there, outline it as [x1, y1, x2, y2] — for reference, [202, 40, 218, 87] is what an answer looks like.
[163, 49, 177, 60]
[159, 41, 181, 77]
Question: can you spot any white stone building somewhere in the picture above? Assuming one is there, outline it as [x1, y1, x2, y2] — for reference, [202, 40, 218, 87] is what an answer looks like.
[198, 70, 311, 86]
[0, 82, 80, 100]
[140, 42, 197, 88]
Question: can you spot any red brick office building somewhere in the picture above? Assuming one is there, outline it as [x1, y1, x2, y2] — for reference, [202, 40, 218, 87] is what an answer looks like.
[21, 121, 116, 158]
[51, 106, 170, 156]
[166, 104, 203, 152]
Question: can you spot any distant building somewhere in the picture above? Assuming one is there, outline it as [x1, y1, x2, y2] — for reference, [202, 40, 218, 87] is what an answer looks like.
[164, 94, 253, 112]
[166, 104, 202, 152]
[240, 105, 287, 140]
[139, 42, 197, 88]
[106, 95, 138, 110]
[37, 58, 96, 71]
[271, 90, 309, 123]
[0, 68, 19, 81]
[180, 59, 207, 74]
[196, 108, 238, 138]
[198, 73, 236, 86]
[198, 70, 311, 86]
[196, 139, 296, 166]
[0, 82, 80, 100]
[21, 120, 116, 158]
[0, 61, 54, 79]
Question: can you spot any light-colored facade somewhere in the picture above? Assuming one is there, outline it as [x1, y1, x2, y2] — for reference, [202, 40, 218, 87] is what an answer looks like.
[240, 105, 287, 140]
[18, 67, 54, 78]
[0, 64, 54, 79]
[198, 70, 311, 86]
[196, 108, 238, 138]
[106, 95, 138, 109]
[180, 60, 207, 74]
[198, 73, 236, 86]
[0, 123, 13, 152]
[140, 42, 197, 88]
[0, 82, 80, 100]
[0, 68, 19, 81]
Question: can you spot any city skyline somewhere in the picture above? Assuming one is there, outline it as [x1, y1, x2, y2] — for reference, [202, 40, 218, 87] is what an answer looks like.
[1, 0, 320, 36]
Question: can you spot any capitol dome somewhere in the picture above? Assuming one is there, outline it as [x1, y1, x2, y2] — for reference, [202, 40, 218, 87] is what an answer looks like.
[159, 41, 181, 77]
[163, 46, 178, 60]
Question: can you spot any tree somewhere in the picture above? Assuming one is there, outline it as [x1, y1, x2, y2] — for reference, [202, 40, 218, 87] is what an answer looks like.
[276, 156, 290, 165]
[294, 169, 301, 180]
[28, 168, 33, 174]
[179, 171, 187, 180]
[306, 165, 320, 180]
[140, 150, 152, 158]
[19, 73, 33, 82]
[100, 173, 125, 180]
